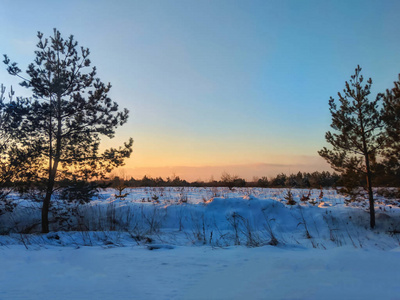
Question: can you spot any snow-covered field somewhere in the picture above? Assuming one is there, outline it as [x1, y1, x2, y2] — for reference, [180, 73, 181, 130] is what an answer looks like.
[1, 187, 400, 299]
[2, 245, 400, 300]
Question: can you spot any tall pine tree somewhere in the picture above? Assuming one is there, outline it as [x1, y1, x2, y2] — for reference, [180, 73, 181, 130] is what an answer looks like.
[381, 74, 400, 178]
[319, 66, 384, 228]
[1, 29, 133, 233]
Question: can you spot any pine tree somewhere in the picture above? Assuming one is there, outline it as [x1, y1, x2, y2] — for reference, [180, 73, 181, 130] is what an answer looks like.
[318, 66, 384, 228]
[1, 29, 133, 233]
[381, 74, 400, 176]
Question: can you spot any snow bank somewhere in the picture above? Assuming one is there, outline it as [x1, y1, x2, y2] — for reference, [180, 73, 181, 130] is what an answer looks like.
[1, 187, 400, 250]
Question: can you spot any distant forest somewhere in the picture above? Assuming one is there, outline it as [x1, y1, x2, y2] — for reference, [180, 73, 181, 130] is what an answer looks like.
[105, 169, 400, 189]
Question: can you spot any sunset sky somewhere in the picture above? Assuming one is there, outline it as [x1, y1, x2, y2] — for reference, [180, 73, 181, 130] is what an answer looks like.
[1, 0, 399, 181]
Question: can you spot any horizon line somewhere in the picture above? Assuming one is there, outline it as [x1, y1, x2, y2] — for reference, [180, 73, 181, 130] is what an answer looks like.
[116, 160, 332, 181]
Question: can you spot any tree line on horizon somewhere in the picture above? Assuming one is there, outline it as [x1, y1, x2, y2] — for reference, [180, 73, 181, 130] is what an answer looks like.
[104, 167, 400, 190]
[0, 30, 399, 232]
[105, 171, 343, 189]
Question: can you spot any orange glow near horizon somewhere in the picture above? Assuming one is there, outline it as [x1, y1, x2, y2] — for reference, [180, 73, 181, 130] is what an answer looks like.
[100, 131, 332, 181]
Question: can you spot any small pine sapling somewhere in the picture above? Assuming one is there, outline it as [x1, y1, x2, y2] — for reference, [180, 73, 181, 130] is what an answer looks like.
[319, 188, 324, 199]
[284, 188, 296, 205]
[300, 189, 312, 202]
[115, 183, 129, 199]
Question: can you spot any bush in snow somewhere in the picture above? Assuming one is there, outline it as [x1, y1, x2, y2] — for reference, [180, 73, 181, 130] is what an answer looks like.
[284, 189, 296, 206]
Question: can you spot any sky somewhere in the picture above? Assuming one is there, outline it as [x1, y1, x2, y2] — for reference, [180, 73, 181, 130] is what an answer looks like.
[1, 0, 399, 181]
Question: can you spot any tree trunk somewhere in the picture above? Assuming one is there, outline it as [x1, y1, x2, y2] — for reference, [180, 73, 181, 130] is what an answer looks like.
[41, 157, 60, 233]
[44, 95, 53, 233]
[41, 184, 53, 233]
[357, 91, 376, 229]
[42, 167, 54, 233]
[42, 95, 63, 233]
[365, 158, 375, 228]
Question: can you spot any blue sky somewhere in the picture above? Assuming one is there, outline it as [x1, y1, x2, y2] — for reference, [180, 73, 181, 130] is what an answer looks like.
[1, 0, 399, 180]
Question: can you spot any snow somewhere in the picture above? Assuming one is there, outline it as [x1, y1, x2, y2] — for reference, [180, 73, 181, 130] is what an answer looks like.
[1, 187, 400, 299]
[1, 245, 400, 300]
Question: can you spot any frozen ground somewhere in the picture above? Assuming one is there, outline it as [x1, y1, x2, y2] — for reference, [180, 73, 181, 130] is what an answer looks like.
[1, 245, 400, 300]
[1, 187, 400, 299]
